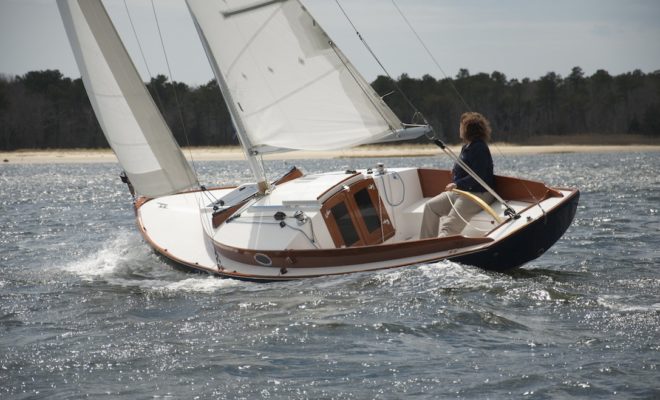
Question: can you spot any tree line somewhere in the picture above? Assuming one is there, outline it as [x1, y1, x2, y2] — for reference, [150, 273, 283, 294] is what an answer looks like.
[0, 67, 658, 150]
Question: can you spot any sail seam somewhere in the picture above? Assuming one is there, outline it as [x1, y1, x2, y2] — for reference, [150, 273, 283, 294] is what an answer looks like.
[335, 0, 426, 126]
[225, 5, 281, 79]
[150, 0, 201, 186]
[329, 41, 396, 134]
[241, 67, 336, 118]
[222, 0, 286, 18]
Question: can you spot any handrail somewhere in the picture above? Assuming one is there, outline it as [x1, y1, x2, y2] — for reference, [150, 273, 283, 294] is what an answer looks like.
[451, 188, 503, 223]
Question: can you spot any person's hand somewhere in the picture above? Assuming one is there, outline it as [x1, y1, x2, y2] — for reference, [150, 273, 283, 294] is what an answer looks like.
[445, 183, 457, 191]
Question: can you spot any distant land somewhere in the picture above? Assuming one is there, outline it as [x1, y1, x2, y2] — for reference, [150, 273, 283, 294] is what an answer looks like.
[1, 68, 658, 151]
[3, 142, 660, 165]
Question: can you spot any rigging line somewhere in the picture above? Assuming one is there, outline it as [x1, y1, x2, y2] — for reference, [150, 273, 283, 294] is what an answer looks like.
[284, 221, 319, 249]
[150, 1, 219, 244]
[435, 140, 517, 217]
[224, 217, 318, 248]
[392, 1, 545, 214]
[329, 42, 395, 132]
[123, 0, 164, 111]
[491, 145, 547, 216]
[490, 146, 545, 217]
[194, 191, 215, 238]
[199, 186, 219, 204]
[123, 1, 151, 80]
[149, 0, 199, 176]
[390, 0, 472, 113]
[377, 181, 386, 244]
[382, 171, 405, 207]
[334, 0, 426, 125]
[446, 192, 491, 233]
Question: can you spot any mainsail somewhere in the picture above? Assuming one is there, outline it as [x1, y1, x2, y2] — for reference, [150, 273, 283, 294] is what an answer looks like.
[57, 0, 198, 197]
[186, 0, 406, 153]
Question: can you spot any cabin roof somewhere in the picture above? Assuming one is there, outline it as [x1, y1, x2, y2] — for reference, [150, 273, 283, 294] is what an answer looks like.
[253, 171, 364, 209]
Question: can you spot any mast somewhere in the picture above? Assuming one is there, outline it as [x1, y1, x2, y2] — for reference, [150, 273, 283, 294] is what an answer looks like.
[187, 10, 268, 193]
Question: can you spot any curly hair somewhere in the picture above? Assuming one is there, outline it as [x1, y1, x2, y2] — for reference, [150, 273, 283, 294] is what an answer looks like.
[460, 112, 492, 142]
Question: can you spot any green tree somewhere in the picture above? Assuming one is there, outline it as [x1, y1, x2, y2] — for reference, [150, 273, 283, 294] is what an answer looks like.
[535, 72, 563, 134]
[563, 66, 588, 133]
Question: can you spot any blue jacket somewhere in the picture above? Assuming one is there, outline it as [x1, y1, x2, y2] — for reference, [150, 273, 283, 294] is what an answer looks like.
[452, 139, 494, 192]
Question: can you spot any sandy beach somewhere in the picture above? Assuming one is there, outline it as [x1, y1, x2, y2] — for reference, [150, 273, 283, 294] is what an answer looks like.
[1, 143, 659, 164]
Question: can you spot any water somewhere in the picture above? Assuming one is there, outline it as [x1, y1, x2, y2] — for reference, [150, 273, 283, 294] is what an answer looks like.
[1, 152, 658, 399]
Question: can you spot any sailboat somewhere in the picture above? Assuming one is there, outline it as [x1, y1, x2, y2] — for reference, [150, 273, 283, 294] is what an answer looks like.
[58, 0, 579, 281]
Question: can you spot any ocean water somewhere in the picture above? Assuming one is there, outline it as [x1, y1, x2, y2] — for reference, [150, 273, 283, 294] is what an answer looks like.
[1, 151, 658, 399]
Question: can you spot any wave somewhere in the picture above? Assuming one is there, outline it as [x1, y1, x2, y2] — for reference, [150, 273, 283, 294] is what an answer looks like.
[60, 231, 243, 293]
[597, 295, 660, 313]
[364, 260, 500, 292]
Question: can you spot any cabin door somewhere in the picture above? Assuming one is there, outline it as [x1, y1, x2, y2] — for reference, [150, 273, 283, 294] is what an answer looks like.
[321, 178, 395, 248]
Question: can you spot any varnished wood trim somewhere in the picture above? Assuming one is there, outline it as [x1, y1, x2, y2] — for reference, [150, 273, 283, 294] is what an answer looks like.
[215, 235, 492, 269]
[321, 189, 367, 248]
[352, 178, 396, 245]
[212, 202, 247, 228]
[273, 166, 303, 186]
[209, 169, 304, 228]
[417, 168, 563, 202]
[320, 177, 396, 248]
[315, 172, 361, 201]
[418, 169, 452, 197]
[134, 196, 150, 210]
[495, 175, 563, 202]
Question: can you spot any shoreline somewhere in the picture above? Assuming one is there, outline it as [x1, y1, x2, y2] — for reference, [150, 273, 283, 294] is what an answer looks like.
[1, 144, 659, 164]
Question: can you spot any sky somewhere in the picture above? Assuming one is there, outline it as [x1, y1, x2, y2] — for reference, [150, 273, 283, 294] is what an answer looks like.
[1, 0, 659, 86]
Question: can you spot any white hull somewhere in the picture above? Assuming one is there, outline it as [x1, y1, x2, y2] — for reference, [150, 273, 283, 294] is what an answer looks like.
[136, 167, 579, 281]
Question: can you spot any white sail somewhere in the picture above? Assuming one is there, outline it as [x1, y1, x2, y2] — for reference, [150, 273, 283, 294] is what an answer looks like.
[186, 0, 404, 153]
[57, 0, 198, 197]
